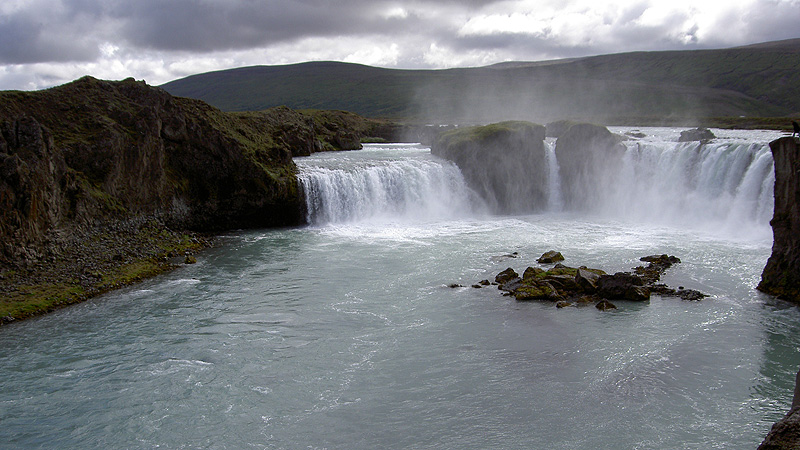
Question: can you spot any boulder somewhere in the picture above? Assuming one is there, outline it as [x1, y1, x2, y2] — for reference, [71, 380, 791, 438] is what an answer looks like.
[596, 300, 618, 311]
[596, 272, 650, 301]
[523, 267, 545, 280]
[495, 267, 519, 285]
[514, 279, 561, 301]
[678, 127, 715, 142]
[544, 274, 580, 292]
[537, 250, 565, 263]
[575, 268, 601, 293]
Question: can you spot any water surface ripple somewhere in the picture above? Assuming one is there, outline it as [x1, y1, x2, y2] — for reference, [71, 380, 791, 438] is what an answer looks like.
[1, 136, 799, 450]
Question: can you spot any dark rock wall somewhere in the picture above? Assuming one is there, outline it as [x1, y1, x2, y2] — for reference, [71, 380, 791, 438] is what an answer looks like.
[431, 121, 626, 215]
[759, 407, 800, 450]
[432, 121, 548, 213]
[758, 137, 800, 303]
[0, 77, 311, 267]
[554, 123, 627, 211]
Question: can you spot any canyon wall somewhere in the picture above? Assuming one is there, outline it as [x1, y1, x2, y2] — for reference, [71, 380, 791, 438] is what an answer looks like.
[759, 137, 800, 303]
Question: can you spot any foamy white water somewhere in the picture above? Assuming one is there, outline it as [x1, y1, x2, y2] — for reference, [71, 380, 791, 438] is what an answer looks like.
[1, 130, 798, 450]
[298, 144, 486, 225]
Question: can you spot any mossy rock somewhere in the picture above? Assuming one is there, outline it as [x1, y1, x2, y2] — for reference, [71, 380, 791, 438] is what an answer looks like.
[514, 282, 557, 301]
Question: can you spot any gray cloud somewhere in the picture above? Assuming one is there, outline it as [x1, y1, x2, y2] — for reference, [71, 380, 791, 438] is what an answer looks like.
[0, 0, 798, 90]
[0, 7, 100, 64]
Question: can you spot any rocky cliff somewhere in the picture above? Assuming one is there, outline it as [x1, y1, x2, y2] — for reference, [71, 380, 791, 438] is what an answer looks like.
[0, 77, 306, 262]
[431, 121, 626, 214]
[554, 123, 627, 210]
[758, 137, 800, 303]
[431, 121, 548, 213]
[756, 137, 800, 448]
[0, 77, 390, 322]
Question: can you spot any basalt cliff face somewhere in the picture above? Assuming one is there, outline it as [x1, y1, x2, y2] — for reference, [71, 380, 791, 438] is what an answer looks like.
[0, 77, 390, 322]
[431, 121, 625, 214]
[758, 137, 800, 303]
[0, 77, 306, 265]
[431, 121, 548, 213]
[756, 137, 800, 449]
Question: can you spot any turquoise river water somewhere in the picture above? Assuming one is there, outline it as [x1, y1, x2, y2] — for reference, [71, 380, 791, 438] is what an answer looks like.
[1, 128, 799, 449]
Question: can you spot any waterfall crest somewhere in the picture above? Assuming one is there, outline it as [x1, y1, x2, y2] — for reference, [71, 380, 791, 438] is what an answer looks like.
[297, 144, 485, 225]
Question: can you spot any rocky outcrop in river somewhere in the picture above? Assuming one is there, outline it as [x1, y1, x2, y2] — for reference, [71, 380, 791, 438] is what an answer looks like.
[554, 123, 627, 210]
[758, 137, 800, 303]
[431, 121, 548, 213]
[431, 120, 628, 213]
[468, 253, 705, 308]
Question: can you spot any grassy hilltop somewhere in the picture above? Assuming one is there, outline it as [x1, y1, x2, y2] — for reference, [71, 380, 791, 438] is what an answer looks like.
[162, 38, 800, 125]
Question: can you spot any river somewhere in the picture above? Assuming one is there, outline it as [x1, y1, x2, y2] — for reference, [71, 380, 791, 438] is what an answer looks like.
[1, 128, 798, 449]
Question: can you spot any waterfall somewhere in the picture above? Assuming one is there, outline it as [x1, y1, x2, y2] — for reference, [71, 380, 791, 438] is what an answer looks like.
[544, 140, 563, 211]
[297, 144, 486, 225]
[564, 139, 775, 236]
[297, 136, 776, 238]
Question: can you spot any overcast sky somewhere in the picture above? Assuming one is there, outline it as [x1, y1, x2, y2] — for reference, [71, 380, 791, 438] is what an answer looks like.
[1, 0, 799, 90]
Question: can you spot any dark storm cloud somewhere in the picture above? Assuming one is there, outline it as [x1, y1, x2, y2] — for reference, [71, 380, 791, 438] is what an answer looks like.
[2, 0, 799, 90]
[0, 7, 99, 64]
[112, 0, 507, 52]
[0, 0, 502, 64]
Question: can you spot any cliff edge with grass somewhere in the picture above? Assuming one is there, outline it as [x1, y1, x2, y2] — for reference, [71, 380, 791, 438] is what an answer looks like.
[0, 77, 390, 323]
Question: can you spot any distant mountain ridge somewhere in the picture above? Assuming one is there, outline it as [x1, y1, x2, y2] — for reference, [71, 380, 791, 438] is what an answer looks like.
[161, 39, 800, 123]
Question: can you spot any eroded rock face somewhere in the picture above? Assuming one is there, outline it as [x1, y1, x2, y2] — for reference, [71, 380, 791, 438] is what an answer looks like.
[678, 127, 716, 142]
[758, 408, 800, 450]
[554, 123, 626, 211]
[432, 121, 548, 213]
[0, 77, 312, 267]
[758, 137, 800, 303]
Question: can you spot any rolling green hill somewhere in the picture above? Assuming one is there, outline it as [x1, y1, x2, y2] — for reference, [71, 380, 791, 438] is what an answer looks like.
[162, 38, 800, 123]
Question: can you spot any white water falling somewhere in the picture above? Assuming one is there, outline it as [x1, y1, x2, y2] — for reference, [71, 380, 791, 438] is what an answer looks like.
[297, 130, 778, 239]
[297, 144, 486, 225]
[544, 139, 563, 211]
[584, 139, 775, 237]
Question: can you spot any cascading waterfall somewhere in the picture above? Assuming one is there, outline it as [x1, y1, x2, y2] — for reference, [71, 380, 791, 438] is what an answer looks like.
[297, 132, 776, 238]
[297, 144, 486, 225]
[544, 140, 564, 211]
[582, 139, 775, 236]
